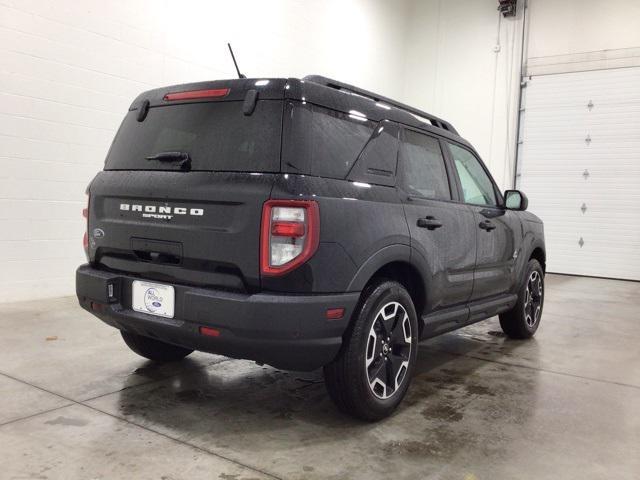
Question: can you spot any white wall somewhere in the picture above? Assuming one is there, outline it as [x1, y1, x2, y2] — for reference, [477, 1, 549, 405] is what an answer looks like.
[402, 0, 524, 190]
[527, 0, 640, 60]
[3, 0, 640, 302]
[0, 0, 409, 302]
[401, 0, 640, 188]
[526, 0, 640, 75]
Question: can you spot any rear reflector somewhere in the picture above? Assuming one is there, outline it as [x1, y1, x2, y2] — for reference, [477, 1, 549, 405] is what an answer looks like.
[326, 308, 345, 320]
[90, 301, 104, 312]
[83, 194, 89, 260]
[163, 88, 230, 101]
[199, 326, 221, 337]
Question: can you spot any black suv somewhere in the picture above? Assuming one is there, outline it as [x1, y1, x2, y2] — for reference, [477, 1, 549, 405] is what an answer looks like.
[76, 75, 545, 420]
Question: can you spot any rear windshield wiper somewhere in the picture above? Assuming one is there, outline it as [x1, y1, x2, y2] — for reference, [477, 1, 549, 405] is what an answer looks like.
[146, 151, 191, 171]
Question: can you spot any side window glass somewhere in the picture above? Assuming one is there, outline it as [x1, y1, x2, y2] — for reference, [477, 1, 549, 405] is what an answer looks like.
[281, 102, 374, 179]
[399, 130, 451, 200]
[448, 143, 497, 206]
[347, 121, 399, 186]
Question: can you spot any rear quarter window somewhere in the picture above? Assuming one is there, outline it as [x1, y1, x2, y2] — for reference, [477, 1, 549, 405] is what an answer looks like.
[346, 121, 399, 186]
[282, 102, 375, 179]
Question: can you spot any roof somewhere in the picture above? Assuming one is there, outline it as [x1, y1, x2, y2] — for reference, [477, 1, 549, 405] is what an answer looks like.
[302, 75, 458, 134]
[285, 76, 466, 144]
[128, 75, 468, 145]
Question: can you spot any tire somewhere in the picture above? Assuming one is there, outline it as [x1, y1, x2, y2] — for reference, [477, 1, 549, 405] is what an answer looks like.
[324, 280, 419, 421]
[120, 330, 193, 362]
[499, 259, 545, 339]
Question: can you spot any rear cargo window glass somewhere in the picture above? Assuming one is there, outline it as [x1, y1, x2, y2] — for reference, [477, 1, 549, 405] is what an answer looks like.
[282, 103, 374, 179]
[399, 130, 450, 200]
[104, 100, 282, 172]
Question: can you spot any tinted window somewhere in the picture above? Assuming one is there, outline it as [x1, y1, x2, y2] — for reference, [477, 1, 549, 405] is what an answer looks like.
[448, 143, 497, 206]
[105, 100, 282, 172]
[282, 102, 374, 179]
[347, 121, 399, 186]
[399, 130, 450, 200]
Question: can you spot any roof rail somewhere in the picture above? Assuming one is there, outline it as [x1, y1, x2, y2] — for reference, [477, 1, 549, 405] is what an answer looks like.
[302, 75, 458, 135]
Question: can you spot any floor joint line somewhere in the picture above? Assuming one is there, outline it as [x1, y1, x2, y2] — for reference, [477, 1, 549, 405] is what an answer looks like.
[79, 402, 285, 480]
[432, 348, 640, 390]
[0, 369, 283, 479]
[0, 403, 74, 428]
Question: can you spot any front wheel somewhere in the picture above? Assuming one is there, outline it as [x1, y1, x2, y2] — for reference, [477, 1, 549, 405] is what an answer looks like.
[324, 280, 419, 421]
[499, 259, 545, 339]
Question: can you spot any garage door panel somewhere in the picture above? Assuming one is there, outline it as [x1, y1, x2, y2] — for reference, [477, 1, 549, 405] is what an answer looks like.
[524, 68, 640, 106]
[522, 177, 640, 187]
[525, 103, 640, 115]
[524, 188, 640, 200]
[523, 144, 640, 154]
[519, 67, 640, 281]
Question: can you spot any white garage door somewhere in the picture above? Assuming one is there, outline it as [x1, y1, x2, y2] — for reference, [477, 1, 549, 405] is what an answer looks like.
[518, 67, 640, 281]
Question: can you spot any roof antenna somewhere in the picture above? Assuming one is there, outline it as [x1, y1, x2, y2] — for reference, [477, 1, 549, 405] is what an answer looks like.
[227, 43, 246, 79]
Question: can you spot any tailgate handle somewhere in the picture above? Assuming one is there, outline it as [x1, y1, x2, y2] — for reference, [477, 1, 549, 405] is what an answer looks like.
[131, 238, 182, 264]
[134, 251, 181, 265]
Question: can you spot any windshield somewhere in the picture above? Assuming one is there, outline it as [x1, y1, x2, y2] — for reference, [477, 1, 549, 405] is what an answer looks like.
[104, 100, 283, 172]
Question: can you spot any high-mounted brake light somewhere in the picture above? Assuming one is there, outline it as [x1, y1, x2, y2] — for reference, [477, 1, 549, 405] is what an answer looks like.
[260, 200, 319, 276]
[163, 88, 230, 101]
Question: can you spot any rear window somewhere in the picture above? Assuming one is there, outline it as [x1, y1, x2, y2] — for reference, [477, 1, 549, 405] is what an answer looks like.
[282, 102, 375, 179]
[104, 100, 283, 172]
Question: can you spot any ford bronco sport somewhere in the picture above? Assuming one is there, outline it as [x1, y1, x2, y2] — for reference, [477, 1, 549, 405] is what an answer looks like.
[76, 75, 545, 420]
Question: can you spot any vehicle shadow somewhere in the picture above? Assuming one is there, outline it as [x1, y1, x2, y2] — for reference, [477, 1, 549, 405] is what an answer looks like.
[107, 319, 540, 453]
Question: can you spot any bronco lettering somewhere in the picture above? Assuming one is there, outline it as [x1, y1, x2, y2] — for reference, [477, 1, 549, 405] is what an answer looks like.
[120, 204, 204, 217]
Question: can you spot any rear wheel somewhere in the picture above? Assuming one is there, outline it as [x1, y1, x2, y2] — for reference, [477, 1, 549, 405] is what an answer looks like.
[324, 280, 418, 421]
[121, 330, 193, 362]
[499, 259, 544, 339]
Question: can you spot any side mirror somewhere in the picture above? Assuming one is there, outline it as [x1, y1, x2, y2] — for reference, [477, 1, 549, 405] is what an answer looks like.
[504, 190, 528, 211]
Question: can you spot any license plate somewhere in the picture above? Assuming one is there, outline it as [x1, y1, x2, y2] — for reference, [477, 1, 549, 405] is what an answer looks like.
[132, 280, 175, 318]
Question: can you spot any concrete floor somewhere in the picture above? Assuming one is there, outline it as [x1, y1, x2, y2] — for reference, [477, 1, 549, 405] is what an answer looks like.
[0, 274, 638, 480]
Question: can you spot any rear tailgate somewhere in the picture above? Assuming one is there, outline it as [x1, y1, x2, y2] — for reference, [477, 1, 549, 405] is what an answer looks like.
[87, 80, 286, 292]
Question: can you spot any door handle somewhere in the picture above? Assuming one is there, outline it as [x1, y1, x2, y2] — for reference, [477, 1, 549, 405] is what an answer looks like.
[479, 220, 496, 231]
[417, 216, 443, 230]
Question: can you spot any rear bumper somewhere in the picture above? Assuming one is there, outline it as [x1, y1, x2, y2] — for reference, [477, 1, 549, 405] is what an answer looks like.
[75, 264, 359, 371]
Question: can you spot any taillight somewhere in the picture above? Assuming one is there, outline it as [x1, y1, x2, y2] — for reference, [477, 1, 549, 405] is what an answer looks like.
[82, 194, 89, 260]
[260, 200, 319, 276]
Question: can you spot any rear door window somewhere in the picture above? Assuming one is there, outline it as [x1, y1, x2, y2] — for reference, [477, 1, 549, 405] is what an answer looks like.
[104, 100, 283, 172]
[398, 129, 451, 200]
